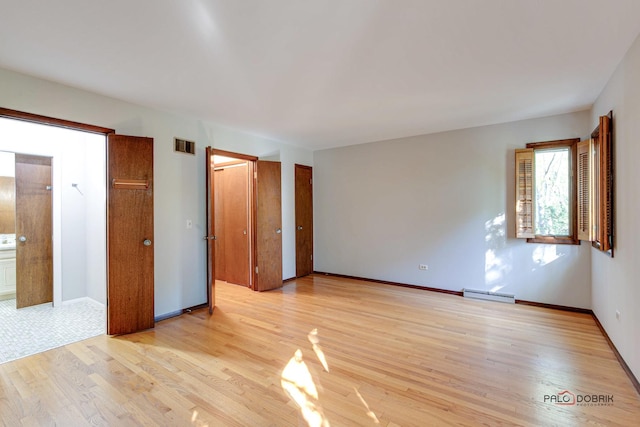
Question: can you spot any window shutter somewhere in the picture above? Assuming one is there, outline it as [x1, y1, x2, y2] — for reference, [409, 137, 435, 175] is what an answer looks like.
[577, 139, 594, 241]
[515, 148, 535, 238]
[598, 114, 613, 252]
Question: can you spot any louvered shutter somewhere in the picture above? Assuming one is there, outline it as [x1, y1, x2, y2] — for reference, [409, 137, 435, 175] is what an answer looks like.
[598, 115, 613, 252]
[577, 139, 594, 241]
[515, 148, 535, 238]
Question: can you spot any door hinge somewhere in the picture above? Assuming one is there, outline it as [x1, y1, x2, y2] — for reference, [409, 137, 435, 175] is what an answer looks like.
[255, 266, 259, 274]
[254, 172, 257, 179]
[309, 178, 312, 185]
[310, 254, 313, 261]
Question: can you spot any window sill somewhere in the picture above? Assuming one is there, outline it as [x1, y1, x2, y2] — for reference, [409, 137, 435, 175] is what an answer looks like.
[527, 236, 579, 245]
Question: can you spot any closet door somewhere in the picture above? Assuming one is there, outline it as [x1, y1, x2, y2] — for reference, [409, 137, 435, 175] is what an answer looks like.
[214, 168, 225, 281]
[295, 165, 313, 277]
[223, 164, 250, 286]
[255, 160, 282, 291]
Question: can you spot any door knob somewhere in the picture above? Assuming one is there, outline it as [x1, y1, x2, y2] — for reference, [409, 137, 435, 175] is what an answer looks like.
[143, 239, 152, 246]
[276, 228, 282, 234]
[297, 226, 303, 230]
[18, 235, 27, 242]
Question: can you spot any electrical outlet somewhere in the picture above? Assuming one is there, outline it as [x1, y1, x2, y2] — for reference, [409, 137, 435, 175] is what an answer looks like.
[419, 264, 428, 271]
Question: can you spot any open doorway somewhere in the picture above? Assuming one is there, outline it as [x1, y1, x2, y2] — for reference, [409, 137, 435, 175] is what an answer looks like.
[205, 148, 284, 312]
[213, 153, 254, 288]
[0, 117, 106, 363]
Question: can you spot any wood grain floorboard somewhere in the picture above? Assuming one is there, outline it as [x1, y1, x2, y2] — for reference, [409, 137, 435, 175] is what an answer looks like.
[1, 274, 639, 426]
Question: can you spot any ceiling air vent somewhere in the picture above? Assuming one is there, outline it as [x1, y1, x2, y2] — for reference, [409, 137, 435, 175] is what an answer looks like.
[174, 138, 196, 155]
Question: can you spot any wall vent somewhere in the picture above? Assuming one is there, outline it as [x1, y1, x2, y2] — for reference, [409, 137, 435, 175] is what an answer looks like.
[174, 138, 196, 155]
[463, 289, 515, 304]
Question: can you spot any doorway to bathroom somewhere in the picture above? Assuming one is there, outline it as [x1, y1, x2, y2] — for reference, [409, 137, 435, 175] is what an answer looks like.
[0, 117, 106, 363]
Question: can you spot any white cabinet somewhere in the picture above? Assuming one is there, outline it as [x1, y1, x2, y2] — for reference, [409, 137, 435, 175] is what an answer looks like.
[0, 249, 16, 298]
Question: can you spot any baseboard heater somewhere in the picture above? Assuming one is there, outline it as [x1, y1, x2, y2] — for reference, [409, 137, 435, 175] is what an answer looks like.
[463, 289, 515, 304]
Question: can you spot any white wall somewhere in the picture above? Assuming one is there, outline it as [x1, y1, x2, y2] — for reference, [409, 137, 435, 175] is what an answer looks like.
[84, 139, 107, 304]
[0, 67, 313, 317]
[590, 32, 640, 381]
[314, 111, 592, 308]
[0, 118, 106, 305]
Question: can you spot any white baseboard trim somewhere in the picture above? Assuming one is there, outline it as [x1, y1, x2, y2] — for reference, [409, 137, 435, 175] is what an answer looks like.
[60, 296, 105, 308]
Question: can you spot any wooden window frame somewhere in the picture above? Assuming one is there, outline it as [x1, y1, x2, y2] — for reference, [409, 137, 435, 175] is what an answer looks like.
[516, 138, 580, 245]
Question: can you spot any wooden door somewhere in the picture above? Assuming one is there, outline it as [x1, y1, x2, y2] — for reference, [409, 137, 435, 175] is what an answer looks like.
[205, 146, 215, 314]
[15, 154, 53, 308]
[214, 168, 225, 281]
[224, 163, 250, 286]
[107, 135, 154, 335]
[295, 165, 313, 277]
[255, 160, 282, 291]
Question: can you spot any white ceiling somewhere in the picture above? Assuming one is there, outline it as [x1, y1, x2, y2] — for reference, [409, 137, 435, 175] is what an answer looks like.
[1, 1, 639, 150]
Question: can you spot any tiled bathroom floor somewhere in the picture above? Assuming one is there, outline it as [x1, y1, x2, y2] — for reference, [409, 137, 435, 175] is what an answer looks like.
[0, 298, 105, 364]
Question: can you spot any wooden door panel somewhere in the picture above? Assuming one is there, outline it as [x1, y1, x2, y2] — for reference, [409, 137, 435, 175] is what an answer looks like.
[214, 169, 225, 281]
[224, 164, 249, 286]
[205, 147, 215, 314]
[107, 135, 154, 335]
[15, 154, 53, 308]
[295, 165, 313, 277]
[255, 161, 282, 291]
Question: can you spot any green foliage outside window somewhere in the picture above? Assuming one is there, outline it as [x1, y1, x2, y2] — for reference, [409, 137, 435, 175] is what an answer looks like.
[534, 148, 569, 236]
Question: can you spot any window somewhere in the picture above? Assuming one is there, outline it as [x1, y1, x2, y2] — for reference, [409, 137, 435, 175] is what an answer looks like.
[515, 112, 614, 253]
[515, 138, 579, 245]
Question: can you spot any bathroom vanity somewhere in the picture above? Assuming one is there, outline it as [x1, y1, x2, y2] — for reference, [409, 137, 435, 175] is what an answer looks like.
[0, 234, 16, 300]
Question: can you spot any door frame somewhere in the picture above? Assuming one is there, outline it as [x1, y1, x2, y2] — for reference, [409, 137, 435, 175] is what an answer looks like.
[209, 149, 258, 291]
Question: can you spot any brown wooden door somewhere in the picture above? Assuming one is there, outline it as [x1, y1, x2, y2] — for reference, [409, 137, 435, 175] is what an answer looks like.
[205, 146, 215, 314]
[107, 134, 154, 335]
[295, 164, 313, 277]
[224, 163, 250, 286]
[15, 154, 53, 309]
[214, 168, 225, 281]
[255, 160, 282, 291]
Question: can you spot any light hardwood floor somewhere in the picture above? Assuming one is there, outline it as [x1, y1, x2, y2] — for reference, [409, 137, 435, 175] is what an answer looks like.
[1, 275, 638, 426]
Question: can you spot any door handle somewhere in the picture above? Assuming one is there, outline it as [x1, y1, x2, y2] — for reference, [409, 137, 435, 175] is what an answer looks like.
[276, 228, 282, 234]
[297, 226, 303, 230]
[18, 235, 27, 242]
[143, 239, 152, 246]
